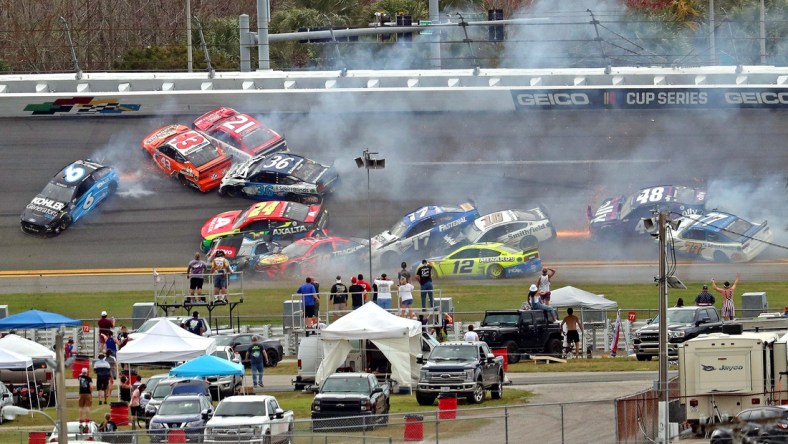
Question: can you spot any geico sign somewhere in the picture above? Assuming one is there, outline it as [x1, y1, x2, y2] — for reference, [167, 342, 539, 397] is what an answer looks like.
[515, 93, 590, 106]
[725, 91, 788, 105]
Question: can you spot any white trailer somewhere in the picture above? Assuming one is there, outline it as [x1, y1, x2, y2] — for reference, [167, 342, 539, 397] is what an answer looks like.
[678, 331, 787, 432]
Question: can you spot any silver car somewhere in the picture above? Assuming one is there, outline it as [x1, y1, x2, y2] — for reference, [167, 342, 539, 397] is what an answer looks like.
[459, 206, 555, 250]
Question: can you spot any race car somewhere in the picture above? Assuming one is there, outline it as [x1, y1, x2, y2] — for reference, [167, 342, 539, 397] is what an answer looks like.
[200, 200, 328, 252]
[669, 211, 773, 263]
[457, 206, 555, 250]
[587, 185, 707, 240]
[218, 153, 338, 204]
[254, 236, 368, 279]
[371, 202, 480, 267]
[430, 242, 542, 279]
[206, 233, 281, 272]
[141, 124, 233, 192]
[193, 107, 287, 159]
[20, 159, 119, 236]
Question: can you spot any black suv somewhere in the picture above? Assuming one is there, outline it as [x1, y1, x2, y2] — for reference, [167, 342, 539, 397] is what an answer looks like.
[634, 306, 723, 361]
[475, 309, 562, 363]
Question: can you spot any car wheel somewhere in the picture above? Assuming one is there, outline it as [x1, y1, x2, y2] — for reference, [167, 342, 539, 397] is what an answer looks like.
[285, 422, 294, 444]
[487, 264, 505, 279]
[219, 185, 240, 197]
[265, 349, 280, 367]
[713, 251, 730, 263]
[55, 214, 72, 234]
[546, 338, 563, 355]
[504, 340, 521, 364]
[469, 381, 485, 404]
[519, 235, 538, 250]
[415, 391, 436, 406]
[636, 354, 652, 361]
[263, 432, 271, 444]
[491, 374, 504, 400]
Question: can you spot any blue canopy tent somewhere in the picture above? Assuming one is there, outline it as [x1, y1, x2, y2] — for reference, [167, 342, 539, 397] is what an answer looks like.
[169, 354, 244, 377]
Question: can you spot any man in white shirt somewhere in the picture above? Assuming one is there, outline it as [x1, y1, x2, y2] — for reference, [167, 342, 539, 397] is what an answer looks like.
[374, 273, 394, 310]
[464, 324, 479, 342]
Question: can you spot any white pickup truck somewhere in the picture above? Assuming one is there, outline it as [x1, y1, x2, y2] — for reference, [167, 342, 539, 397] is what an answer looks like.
[203, 395, 294, 444]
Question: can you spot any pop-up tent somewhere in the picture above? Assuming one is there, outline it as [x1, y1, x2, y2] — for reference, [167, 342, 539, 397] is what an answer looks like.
[0, 334, 56, 360]
[117, 318, 216, 364]
[0, 348, 35, 409]
[315, 302, 422, 387]
[0, 310, 82, 330]
[169, 354, 243, 378]
[549, 286, 618, 310]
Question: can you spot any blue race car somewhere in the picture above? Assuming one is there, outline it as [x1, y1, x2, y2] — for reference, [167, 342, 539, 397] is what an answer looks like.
[371, 202, 480, 267]
[20, 159, 119, 236]
[218, 152, 338, 204]
[587, 185, 706, 240]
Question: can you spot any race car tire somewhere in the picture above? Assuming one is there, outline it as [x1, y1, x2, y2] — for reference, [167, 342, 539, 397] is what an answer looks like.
[519, 236, 538, 250]
[285, 264, 300, 280]
[487, 264, 505, 279]
[713, 251, 730, 263]
[504, 340, 521, 364]
[56, 214, 72, 234]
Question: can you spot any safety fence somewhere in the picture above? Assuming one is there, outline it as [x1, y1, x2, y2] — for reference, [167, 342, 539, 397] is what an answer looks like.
[3, 399, 619, 443]
[616, 377, 686, 443]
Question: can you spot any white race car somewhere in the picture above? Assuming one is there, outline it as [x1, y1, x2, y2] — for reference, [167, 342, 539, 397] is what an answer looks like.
[669, 211, 773, 263]
[457, 206, 555, 250]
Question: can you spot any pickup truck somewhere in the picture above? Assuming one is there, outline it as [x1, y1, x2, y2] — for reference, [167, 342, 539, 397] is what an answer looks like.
[475, 309, 563, 363]
[634, 305, 723, 361]
[0, 359, 55, 407]
[311, 373, 391, 431]
[416, 341, 504, 406]
[207, 346, 243, 400]
[204, 395, 294, 444]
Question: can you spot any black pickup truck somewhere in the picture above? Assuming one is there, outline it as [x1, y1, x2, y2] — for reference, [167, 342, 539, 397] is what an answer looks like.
[634, 305, 723, 361]
[475, 309, 563, 363]
[416, 341, 504, 406]
[311, 373, 391, 431]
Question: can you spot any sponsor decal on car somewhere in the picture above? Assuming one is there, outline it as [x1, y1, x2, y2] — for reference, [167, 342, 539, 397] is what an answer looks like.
[31, 197, 65, 211]
[438, 217, 467, 232]
[507, 222, 550, 240]
[272, 226, 307, 236]
[26, 203, 60, 217]
[479, 257, 515, 263]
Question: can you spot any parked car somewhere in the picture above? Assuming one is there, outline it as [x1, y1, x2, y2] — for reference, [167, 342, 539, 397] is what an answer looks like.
[311, 373, 391, 431]
[634, 306, 723, 361]
[0, 381, 13, 424]
[203, 395, 294, 444]
[207, 346, 243, 399]
[475, 309, 563, 363]
[212, 334, 284, 368]
[49, 421, 99, 442]
[0, 360, 55, 407]
[710, 406, 788, 444]
[416, 341, 504, 406]
[140, 378, 211, 427]
[148, 394, 213, 443]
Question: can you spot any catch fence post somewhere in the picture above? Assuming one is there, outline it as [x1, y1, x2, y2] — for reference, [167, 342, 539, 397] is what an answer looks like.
[504, 406, 509, 443]
[561, 403, 565, 444]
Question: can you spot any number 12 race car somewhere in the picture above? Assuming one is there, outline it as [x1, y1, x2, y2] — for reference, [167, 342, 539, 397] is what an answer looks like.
[429, 243, 542, 279]
[20, 159, 119, 236]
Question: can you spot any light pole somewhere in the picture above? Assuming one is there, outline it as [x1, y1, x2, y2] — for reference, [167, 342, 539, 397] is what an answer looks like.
[355, 149, 385, 281]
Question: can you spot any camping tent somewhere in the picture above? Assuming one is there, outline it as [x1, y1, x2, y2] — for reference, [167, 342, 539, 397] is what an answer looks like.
[117, 318, 216, 364]
[315, 302, 422, 387]
[169, 354, 244, 378]
[0, 334, 56, 360]
[549, 286, 618, 310]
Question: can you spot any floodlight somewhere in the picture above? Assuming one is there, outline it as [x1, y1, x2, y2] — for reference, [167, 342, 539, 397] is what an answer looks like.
[355, 157, 365, 168]
[667, 276, 687, 290]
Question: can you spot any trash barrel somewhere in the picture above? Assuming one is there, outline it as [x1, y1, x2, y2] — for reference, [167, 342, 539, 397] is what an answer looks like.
[168, 429, 187, 443]
[111, 401, 130, 426]
[71, 357, 90, 379]
[437, 392, 457, 420]
[492, 348, 509, 372]
[28, 431, 47, 444]
[403, 414, 424, 441]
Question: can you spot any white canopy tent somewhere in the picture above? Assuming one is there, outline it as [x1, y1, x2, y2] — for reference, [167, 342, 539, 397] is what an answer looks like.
[0, 347, 35, 409]
[0, 334, 56, 360]
[315, 302, 423, 387]
[549, 286, 618, 310]
[117, 318, 216, 364]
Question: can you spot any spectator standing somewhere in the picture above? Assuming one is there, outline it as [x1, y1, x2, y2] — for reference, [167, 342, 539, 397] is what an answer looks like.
[186, 311, 208, 336]
[104, 332, 118, 358]
[77, 368, 93, 427]
[374, 274, 394, 309]
[129, 383, 146, 423]
[535, 267, 556, 305]
[119, 375, 132, 403]
[186, 252, 208, 303]
[93, 353, 112, 405]
[398, 276, 415, 317]
[329, 276, 349, 318]
[464, 324, 479, 342]
[64, 338, 75, 368]
[695, 284, 716, 306]
[210, 251, 231, 303]
[97, 310, 115, 352]
[312, 277, 321, 317]
[117, 325, 130, 349]
[712, 273, 740, 321]
[297, 277, 319, 319]
[356, 274, 372, 298]
[246, 336, 269, 388]
[397, 262, 411, 283]
[349, 277, 365, 310]
[560, 308, 585, 358]
[415, 260, 435, 309]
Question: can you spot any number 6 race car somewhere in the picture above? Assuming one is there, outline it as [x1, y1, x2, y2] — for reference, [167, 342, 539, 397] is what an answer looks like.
[20, 159, 119, 236]
[141, 124, 233, 192]
[668, 211, 773, 263]
[429, 243, 542, 279]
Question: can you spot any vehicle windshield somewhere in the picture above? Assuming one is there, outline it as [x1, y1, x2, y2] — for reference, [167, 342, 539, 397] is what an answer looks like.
[482, 314, 519, 326]
[280, 242, 311, 257]
[292, 159, 324, 182]
[152, 383, 175, 400]
[652, 309, 696, 325]
[724, 218, 753, 242]
[211, 350, 230, 360]
[429, 346, 477, 361]
[146, 376, 166, 394]
[619, 196, 635, 220]
[215, 401, 266, 417]
[158, 399, 202, 416]
[462, 222, 484, 243]
[389, 221, 409, 239]
[241, 127, 277, 149]
[321, 377, 371, 394]
[183, 145, 221, 168]
[212, 336, 235, 347]
[40, 182, 76, 203]
[674, 187, 697, 204]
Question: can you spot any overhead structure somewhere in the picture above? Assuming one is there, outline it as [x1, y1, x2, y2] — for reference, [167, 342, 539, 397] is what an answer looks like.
[117, 318, 216, 364]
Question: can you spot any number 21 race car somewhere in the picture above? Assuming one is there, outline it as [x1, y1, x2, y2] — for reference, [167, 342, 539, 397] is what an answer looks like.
[20, 159, 119, 236]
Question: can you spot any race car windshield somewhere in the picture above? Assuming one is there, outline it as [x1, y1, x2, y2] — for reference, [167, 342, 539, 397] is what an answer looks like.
[241, 127, 278, 149]
[293, 160, 324, 182]
[184, 145, 222, 167]
[281, 242, 311, 257]
[389, 221, 409, 238]
[40, 182, 76, 203]
[619, 196, 635, 220]
[673, 187, 697, 203]
[462, 223, 484, 243]
[723, 219, 753, 242]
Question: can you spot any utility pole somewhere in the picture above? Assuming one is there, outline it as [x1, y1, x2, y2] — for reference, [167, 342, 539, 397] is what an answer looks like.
[657, 211, 670, 443]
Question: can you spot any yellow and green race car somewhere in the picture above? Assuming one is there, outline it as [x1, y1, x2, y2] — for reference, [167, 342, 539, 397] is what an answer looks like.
[430, 242, 542, 279]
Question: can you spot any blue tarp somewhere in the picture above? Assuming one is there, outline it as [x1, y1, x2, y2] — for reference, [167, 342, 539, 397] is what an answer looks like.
[0, 309, 81, 330]
[169, 354, 244, 378]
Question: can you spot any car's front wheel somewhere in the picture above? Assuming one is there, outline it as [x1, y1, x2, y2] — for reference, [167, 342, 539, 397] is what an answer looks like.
[468, 381, 485, 404]
[265, 349, 280, 367]
[219, 185, 240, 197]
[55, 214, 72, 234]
[504, 340, 521, 364]
[491, 374, 504, 400]
[487, 264, 505, 279]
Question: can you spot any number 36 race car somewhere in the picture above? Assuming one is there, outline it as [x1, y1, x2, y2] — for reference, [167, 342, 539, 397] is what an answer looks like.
[20, 159, 119, 236]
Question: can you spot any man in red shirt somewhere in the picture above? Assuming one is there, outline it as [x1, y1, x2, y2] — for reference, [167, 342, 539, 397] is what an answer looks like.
[97, 311, 114, 352]
[356, 274, 372, 302]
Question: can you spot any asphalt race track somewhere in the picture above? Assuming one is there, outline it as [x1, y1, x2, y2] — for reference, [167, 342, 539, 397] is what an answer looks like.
[1, 109, 786, 283]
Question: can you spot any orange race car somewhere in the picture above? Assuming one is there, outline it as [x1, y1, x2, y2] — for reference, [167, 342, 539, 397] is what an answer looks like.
[141, 124, 233, 192]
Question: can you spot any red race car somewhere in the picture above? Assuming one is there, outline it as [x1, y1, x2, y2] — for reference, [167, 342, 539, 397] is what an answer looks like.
[254, 236, 368, 279]
[141, 124, 232, 192]
[193, 107, 287, 159]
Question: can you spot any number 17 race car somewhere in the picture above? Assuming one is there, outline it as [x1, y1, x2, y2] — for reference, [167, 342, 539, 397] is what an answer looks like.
[668, 211, 773, 263]
[20, 159, 119, 236]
